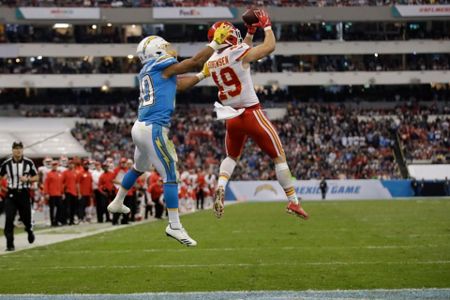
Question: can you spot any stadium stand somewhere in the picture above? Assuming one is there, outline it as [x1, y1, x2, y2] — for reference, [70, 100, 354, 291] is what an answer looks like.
[66, 102, 447, 180]
[1, 54, 450, 74]
[3, 99, 445, 182]
[1, 21, 449, 43]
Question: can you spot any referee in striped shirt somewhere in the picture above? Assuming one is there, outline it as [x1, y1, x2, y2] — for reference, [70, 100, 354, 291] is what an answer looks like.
[0, 141, 38, 251]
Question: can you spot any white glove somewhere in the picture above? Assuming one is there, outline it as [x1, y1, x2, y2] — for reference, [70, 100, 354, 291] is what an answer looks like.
[214, 102, 245, 120]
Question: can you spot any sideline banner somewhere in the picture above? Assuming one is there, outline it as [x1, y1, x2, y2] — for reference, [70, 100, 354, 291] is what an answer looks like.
[392, 5, 450, 17]
[408, 164, 450, 180]
[227, 180, 411, 201]
[153, 7, 235, 19]
[16, 7, 100, 20]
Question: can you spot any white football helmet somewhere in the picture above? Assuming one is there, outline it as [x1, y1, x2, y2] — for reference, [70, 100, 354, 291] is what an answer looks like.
[43, 157, 52, 168]
[136, 35, 175, 64]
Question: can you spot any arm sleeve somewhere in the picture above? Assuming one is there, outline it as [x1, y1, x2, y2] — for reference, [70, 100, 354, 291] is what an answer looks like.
[29, 161, 38, 176]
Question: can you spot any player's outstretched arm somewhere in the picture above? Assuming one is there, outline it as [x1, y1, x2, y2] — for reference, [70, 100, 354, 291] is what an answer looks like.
[162, 24, 231, 79]
[243, 10, 275, 64]
[176, 63, 210, 92]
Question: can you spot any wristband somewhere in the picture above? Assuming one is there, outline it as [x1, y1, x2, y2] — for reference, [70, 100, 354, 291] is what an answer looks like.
[195, 72, 205, 81]
[207, 40, 221, 50]
[264, 26, 272, 32]
[245, 33, 254, 40]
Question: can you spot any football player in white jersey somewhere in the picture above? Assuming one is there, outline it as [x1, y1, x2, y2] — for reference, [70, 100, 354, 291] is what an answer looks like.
[37, 157, 53, 225]
[38, 157, 53, 184]
[205, 10, 309, 220]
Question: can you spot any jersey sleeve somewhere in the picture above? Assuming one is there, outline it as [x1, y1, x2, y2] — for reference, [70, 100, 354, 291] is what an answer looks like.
[230, 43, 252, 62]
[29, 161, 38, 176]
[153, 56, 178, 71]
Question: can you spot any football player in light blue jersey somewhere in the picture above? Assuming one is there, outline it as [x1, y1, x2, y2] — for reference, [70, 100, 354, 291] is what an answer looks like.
[107, 24, 231, 247]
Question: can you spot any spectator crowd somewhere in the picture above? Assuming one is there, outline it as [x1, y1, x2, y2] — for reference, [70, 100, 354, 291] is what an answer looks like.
[398, 109, 450, 163]
[69, 102, 449, 180]
[2, 86, 446, 177]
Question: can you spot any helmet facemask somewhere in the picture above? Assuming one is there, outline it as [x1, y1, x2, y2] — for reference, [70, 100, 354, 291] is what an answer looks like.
[225, 27, 242, 47]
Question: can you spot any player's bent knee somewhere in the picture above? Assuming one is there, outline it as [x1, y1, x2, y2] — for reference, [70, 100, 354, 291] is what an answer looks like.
[227, 155, 239, 162]
[132, 166, 144, 175]
[273, 155, 287, 164]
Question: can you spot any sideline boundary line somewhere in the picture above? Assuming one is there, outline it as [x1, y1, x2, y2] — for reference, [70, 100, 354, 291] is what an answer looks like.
[1, 289, 450, 300]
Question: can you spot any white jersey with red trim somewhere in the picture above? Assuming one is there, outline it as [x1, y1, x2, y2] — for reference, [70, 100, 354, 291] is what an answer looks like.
[38, 166, 51, 183]
[205, 173, 217, 191]
[207, 43, 259, 109]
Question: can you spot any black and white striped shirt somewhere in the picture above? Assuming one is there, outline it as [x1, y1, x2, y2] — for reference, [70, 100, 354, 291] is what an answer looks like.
[0, 156, 37, 189]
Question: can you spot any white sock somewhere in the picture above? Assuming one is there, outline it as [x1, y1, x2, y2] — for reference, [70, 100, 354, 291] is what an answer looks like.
[275, 162, 298, 204]
[113, 186, 128, 205]
[218, 156, 237, 188]
[168, 209, 181, 229]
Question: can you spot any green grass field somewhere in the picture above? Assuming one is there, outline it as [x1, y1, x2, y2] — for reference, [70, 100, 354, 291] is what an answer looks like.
[0, 199, 449, 294]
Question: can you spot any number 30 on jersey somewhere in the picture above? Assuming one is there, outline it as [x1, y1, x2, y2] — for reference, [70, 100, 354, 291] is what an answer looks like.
[139, 75, 155, 106]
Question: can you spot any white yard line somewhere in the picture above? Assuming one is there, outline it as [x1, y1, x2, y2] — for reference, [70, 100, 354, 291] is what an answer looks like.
[1, 289, 450, 300]
[0, 220, 157, 256]
[2, 260, 450, 271]
[4, 243, 445, 257]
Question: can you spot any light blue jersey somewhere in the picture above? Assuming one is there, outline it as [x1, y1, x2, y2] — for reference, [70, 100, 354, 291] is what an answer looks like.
[138, 55, 178, 127]
[132, 54, 179, 185]
[114, 40, 197, 246]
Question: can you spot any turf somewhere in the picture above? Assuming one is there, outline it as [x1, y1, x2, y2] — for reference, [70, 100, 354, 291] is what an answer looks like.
[0, 199, 449, 294]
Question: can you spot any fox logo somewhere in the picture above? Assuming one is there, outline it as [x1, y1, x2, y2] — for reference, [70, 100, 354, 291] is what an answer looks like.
[254, 184, 278, 196]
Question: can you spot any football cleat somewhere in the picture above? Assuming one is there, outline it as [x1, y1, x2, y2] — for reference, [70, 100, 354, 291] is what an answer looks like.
[213, 186, 225, 218]
[165, 225, 197, 247]
[286, 201, 309, 220]
[27, 230, 35, 244]
[107, 200, 131, 214]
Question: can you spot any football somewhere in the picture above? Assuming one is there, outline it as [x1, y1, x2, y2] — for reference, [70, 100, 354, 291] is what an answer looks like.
[242, 9, 259, 26]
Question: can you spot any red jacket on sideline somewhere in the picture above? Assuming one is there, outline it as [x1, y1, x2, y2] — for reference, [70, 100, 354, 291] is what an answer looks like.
[62, 169, 78, 196]
[77, 170, 93, 197]
[44, 170, 64, 197]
